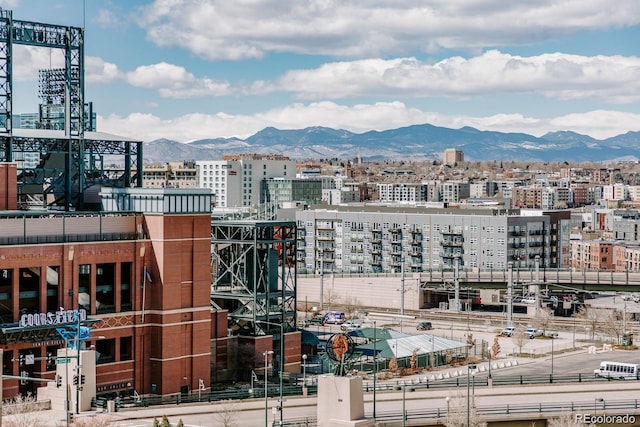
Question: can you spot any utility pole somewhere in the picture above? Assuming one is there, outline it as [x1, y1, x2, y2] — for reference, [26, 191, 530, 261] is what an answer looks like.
[400, 258, 405, 316]
[507, 262, 513, 326]
[319, 253, 324, 311]
[454, 257, 460, 312]
[373, 320, 377, 419]
[74, 311, 81, 415]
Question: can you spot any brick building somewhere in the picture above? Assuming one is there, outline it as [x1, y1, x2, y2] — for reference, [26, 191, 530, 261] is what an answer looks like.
[0, 170, 301, 401]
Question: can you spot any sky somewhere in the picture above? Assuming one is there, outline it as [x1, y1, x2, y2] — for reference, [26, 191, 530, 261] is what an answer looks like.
[3, 0, 640, 143]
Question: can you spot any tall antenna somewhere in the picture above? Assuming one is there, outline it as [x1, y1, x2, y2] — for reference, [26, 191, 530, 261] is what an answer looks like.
[83, 0, 86, 29]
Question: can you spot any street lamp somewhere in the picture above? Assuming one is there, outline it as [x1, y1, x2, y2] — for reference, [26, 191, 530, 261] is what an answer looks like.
[471, 371, 476, 406]
[594, 397, 604, 416]
[302, 354, 307, 390]
[445, 396, 450, 417]
[256, 320, 285, 426]
[319, 251, 324, 311]
[551, 335, 554, 376]
[401, 384, 406, 427]
[263, 350, 274, 427]
[373, 320, 377, 419]
[467, 364, 477, 427]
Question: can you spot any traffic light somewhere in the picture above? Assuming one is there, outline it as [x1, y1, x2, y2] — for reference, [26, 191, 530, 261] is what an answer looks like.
[80, 374, 85, 385]
[72, 375, 78, 386]
[55, 375, 62, 388]
[18, 354, 24, 365]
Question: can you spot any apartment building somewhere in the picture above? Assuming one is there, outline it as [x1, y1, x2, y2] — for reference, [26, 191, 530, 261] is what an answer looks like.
[196, 155, 296, 208]
[438, 181, 470, 203]
[376, 183, 428, 203]
[296, 206, 551, 275]
[142, 162, 197, 189]
[570, 239, 615, 271]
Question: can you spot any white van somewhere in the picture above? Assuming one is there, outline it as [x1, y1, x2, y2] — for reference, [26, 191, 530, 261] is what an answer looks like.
[594, 361, 640, 379]
[323, 311, 346, 325]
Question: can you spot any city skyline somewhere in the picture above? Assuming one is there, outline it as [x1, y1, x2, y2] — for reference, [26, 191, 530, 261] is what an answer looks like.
[5, 0, 640, 143]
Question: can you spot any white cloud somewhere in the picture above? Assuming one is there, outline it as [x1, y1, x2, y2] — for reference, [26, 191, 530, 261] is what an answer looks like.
[257, 51, 640, 103]
[125, 62, 232, 98]
[98, 101, 640, 143]
[136, 0, 640, 60]
[12, 45, 64, 82]
[86, 56, 123, 84]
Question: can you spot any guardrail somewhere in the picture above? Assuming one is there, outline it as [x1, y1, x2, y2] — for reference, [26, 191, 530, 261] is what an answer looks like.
[107, 372, 631, 413]
[279, 398, 640, 426]
[370, 398, 640, 424]
[363, 372, 625, 392]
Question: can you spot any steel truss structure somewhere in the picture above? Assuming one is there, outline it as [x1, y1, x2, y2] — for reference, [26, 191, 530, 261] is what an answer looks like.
[0, 9, 142, 210]
[210, 220, 297, 345]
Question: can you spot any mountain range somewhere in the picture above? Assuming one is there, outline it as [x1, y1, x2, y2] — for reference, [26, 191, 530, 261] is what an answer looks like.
[142, 124, 640, 163]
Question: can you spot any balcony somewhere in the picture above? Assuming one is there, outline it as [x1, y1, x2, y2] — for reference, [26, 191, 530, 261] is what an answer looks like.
[316, 235, 335, 241]
[441, 239, 463, 247]
[316, 224, 334, 231]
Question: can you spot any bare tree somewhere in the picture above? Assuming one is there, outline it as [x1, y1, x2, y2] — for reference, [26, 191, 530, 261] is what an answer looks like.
[2, 394, 46, 427]
[532, 307, 553, 335]
[490, 336, 501, 358]
[442, 391, 487, 427]
[342, 294, 361, 320]
[511, 324, 529, 355]
[601, 309, 628, 344]
[576, 306, 602, 340]
[323, 288, 341, 311]
[215, 399, 240, 427]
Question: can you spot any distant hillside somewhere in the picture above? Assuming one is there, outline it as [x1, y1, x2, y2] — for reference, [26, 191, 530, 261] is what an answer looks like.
[142, 124, 640, 163]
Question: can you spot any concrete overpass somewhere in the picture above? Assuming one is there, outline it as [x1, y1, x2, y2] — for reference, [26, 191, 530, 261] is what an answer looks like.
[296, 270, 640, 313]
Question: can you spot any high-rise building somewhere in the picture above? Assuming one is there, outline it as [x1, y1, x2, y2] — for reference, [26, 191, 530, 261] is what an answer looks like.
[443, 148, 464, 166]
[196, 155, 296, 208]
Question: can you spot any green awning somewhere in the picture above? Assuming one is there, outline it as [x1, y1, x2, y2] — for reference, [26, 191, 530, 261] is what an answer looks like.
[301, 329, 320, 347]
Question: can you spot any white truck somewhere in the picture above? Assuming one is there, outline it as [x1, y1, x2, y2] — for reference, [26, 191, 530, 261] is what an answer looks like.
[525, 328, 543, 339]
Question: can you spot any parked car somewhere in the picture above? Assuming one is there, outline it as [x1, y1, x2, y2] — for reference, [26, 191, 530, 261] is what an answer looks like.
[525, 328, 543, 339]
[304, 315, 325, 326]
[340, 320, 362, 331]
[416, 321, 433, 331]
[500, 326, 516, 337]
[545, 331, 559, 339]
[521, 296, 536, 304]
